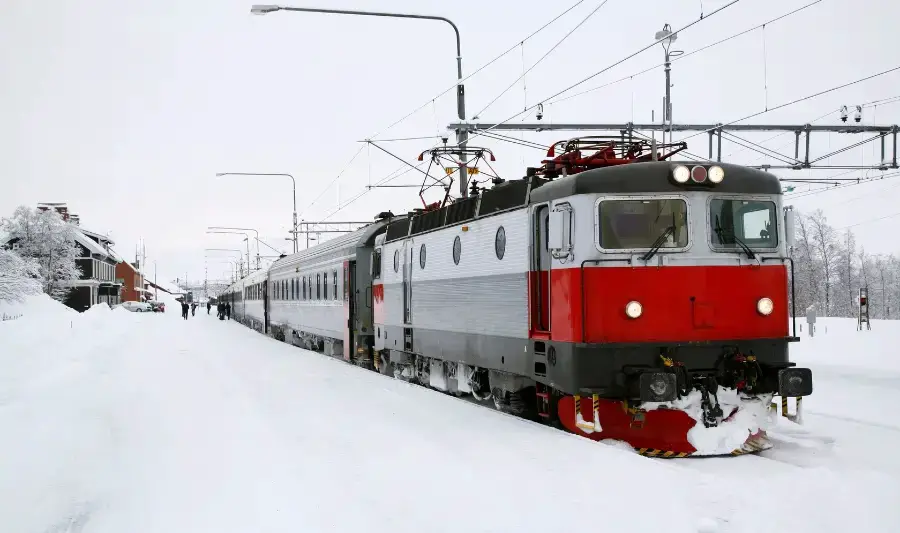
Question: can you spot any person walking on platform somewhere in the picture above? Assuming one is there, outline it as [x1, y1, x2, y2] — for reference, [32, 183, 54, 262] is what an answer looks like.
[225, 302, 231, 321]
[181, 301, 189, 320]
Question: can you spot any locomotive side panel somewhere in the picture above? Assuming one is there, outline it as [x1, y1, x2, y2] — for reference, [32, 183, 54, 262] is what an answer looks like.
[381, 209, 531, 373]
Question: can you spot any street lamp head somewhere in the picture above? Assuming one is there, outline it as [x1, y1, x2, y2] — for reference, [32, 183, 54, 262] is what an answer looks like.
[655, 23, 677, 49]
[250, 4, 280, 15]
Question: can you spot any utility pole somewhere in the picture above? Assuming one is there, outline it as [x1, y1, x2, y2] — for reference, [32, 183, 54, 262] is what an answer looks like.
[154, 260, 158, 301]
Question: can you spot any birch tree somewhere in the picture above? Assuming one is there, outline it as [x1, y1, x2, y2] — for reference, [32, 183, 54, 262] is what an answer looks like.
[0, 249, 41, 302]
[1, 206, 82, 301]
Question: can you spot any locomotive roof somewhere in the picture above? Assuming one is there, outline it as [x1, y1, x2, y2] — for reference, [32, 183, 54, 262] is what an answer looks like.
[528, 161, 782, 204]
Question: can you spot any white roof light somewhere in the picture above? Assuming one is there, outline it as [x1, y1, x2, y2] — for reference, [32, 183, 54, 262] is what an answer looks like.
[672, 165, 690, 183]
[708, 166, 725, 183]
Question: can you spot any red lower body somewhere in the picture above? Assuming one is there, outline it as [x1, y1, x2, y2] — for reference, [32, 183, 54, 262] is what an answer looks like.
[557, 395, 767, 457]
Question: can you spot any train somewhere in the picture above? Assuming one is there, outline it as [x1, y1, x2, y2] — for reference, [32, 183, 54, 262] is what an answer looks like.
[219, 136, 813, 457]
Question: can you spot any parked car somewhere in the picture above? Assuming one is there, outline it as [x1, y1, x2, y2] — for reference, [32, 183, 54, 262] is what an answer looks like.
[120, 301, 153, 313]
[149, 301, 166, 313]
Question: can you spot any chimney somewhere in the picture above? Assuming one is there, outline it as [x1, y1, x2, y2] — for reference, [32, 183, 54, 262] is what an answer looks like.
[69, 214, 81, 226]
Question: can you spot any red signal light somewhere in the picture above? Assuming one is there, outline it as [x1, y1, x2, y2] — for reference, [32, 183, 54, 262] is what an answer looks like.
[691, 165, 708, 183]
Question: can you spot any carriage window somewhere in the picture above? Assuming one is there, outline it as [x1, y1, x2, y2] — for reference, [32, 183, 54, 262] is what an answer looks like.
[324, 272, 329, 300]
[710, 199, 778, 249]
[372, 249, 382, 279]
[317, 273, 321, 300]
[333, 269, 338, 300]
[598, 198, 688, 249]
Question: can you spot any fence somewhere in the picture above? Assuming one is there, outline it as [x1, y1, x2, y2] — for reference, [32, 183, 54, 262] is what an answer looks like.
[1, 313, 23, 322]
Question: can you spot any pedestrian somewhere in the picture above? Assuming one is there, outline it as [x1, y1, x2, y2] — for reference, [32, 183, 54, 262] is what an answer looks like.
[217, 302, 224, 320]
[225, 302, 231, 320]
[181, 301, 189, 320]
[207, 301, 211, 315]
[191, 302, 197, 316]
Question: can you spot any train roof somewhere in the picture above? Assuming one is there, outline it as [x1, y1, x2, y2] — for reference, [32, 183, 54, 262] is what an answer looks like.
[271, 217, 393, 272]
[529, 161, 782, 203]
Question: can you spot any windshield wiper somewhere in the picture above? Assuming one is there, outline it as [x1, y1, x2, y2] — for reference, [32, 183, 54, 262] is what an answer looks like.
[641, 225, 675, 262]
[714, 217, 755, 259]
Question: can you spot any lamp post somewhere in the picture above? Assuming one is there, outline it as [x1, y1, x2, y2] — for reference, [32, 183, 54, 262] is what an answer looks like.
[216, 172, 298, 252]
[209, 226, 264, 268]
[206, 231, 252, 273]
[249, 4, 469, 198]
[654, 23, 681, 146]
[205, 247, 245, 277]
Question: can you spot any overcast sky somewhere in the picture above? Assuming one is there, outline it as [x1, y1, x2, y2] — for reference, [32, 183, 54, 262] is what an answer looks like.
[1, 0, 897, 285]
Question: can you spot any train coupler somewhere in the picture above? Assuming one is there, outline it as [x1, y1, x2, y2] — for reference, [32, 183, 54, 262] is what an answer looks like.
[698, 377, 724, 428]
[574, 394, 602, 433]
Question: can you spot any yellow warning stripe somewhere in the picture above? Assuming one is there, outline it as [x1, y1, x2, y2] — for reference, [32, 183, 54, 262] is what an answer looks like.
[636, 448, 690, 458]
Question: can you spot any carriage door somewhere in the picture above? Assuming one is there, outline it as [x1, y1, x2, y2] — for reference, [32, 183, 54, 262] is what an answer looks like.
[402, 240, 413, 324]
[530, 205, 551, 337]
[263, 280, 269, 334]
[343, 261, 356, 362]
[402, 240, 414, 352]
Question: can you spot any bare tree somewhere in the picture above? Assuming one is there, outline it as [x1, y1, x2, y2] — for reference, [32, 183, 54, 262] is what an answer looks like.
[807, 210, 838, 316]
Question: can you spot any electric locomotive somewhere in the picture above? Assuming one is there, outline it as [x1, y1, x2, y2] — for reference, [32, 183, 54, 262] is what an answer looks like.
[223, 136, 813, 457]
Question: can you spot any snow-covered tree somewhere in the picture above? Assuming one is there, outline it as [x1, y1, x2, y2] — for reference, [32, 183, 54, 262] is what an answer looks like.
[0, 248, 42, 302]
[1, 206, 82, 301]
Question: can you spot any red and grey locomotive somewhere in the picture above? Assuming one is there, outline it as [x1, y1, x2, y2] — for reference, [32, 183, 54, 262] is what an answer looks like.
[221, 136, 813, 457]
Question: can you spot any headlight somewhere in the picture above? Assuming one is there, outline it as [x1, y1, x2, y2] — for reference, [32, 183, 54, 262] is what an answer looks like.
[639, 372, 678, 402]
[625, 300, 643, 318]
[672, 165, 690, 183]
[708, 165, 725, 183]
[777, 367, 813, 397]
[757, 297, 774, 315]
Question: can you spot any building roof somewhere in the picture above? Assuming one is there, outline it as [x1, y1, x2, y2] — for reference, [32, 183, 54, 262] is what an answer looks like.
[74, 230, 115, 259]
[78, 227, 115, 247]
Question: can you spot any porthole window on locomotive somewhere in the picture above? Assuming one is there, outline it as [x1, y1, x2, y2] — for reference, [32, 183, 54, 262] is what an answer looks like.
[452, 235, 461, 265]
[393, 249, 399, 272]
[495, 226, 506, 260]
[419, 243, 426, 269]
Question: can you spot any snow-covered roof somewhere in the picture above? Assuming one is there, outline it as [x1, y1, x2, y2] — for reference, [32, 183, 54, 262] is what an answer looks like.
[77, 227, 115, 247]
[74, 231, 113, 259]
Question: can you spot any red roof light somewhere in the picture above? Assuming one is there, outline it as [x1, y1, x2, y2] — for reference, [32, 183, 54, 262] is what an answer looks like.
[691, 165, 708, 183]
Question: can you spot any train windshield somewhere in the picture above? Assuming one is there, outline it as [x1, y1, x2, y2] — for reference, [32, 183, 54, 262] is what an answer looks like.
[709, 199, 778, 249]
[598, 198, 688, 250]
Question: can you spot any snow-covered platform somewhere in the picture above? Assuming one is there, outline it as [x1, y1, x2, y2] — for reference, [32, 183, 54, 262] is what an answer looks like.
[1, 295, 898, 533]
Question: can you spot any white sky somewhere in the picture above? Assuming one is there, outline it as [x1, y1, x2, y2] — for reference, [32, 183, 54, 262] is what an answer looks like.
[2, 0, 897, 285]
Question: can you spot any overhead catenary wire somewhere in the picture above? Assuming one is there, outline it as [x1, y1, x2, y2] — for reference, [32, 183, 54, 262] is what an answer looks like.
[366, 0, 590, 141]
[547, 0, 822, 106]
[672, 65, 900, 145]
[472, 0, 612, 119]
[297, 144, 366, 218]
[441, 0, 743, 151]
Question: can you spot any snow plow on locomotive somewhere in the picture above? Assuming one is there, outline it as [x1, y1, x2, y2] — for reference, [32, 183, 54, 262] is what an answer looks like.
[224, 136, 813, 457]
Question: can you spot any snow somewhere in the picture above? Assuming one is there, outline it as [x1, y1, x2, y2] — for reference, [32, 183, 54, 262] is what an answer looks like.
[644, 389, 775, 455]
[1, 301, 899, 532]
